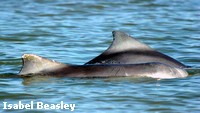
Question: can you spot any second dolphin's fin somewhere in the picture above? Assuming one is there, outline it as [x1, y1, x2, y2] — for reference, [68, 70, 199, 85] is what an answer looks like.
[105, 30, 154, 54]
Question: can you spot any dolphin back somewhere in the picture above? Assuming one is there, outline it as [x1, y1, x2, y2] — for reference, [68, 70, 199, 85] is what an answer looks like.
[18, 54, 188, 79]
[85, 31, 186, 68]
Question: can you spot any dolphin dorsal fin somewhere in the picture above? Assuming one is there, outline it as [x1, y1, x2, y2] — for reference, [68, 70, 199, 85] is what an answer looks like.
[19, 54, 66, 75]
[104, 31, 154, 54]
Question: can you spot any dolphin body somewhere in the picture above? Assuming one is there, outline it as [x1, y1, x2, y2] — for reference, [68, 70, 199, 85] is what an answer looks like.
[85, 31, 187, 68]
[19, 54, 188, 79]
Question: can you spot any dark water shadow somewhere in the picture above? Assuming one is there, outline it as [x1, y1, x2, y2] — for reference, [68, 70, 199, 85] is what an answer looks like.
[186, 67, 200, 75]
[0, 73, 21, 78]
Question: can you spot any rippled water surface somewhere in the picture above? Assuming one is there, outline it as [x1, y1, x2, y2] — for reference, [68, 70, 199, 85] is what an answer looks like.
[0, 0, 199, 113]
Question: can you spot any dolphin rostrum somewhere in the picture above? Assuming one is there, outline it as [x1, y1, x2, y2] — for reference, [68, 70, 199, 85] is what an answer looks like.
[19, 54, 188, 79]
[85, 31, 187, 68]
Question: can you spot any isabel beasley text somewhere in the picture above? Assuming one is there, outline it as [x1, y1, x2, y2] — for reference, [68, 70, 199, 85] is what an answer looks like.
[2, 101, 75, 111]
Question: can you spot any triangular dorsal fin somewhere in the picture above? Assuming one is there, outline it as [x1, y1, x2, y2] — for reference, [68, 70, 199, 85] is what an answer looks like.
[19, 54, 67, 75]
[104, 31, 154, 54]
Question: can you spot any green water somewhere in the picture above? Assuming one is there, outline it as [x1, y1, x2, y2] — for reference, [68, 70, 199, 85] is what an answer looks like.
[0, 0, 199, 113]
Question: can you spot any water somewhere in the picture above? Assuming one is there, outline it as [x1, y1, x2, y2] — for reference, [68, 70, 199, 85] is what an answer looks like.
[0, 0, 199, 112]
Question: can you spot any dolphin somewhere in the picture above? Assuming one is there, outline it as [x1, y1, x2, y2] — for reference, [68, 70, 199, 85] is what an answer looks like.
[85, 31, 187, 68]
[19, 54, 188, 79]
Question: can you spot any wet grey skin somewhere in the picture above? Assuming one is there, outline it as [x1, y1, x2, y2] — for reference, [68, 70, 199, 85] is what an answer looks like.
[19, 54, 188, 79]
[85, 31, 187, 68]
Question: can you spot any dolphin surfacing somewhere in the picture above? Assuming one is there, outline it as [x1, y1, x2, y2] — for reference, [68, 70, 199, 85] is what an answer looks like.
[85, 31, 187, 68]
[19, 54, 188, 79]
